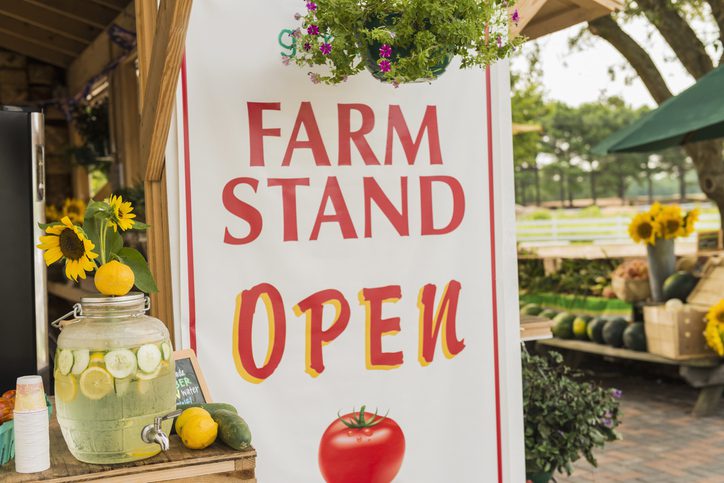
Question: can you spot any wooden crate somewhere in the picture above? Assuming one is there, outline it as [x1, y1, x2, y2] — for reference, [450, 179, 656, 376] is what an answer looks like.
[643, 256, 724, 361]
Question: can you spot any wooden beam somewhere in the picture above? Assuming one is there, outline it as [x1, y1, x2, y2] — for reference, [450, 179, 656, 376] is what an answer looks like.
[519, 0, 622, 40]
[23, 0, 115, 30]
[135, 0, 157, 94]
[90, 0, 126, 13]
[0, 13, 87, 55]
[0, 22, 80, 57]
[67, 1, 136, 95]
[0, 30, 72, 66]
[510, 0, 548, 38]
[140, 0, 192, 182]
[0, 0, 99, 43]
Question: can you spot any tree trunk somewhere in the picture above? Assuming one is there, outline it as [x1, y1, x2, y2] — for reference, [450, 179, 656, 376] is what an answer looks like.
[534, 166, 541, 206]
[567, 174, 574, 207]
[589, 14, 724, 226]
[590, 171, 597, 205]
[646, 166, 653, 204]
[558, 170, 565, 208]
[618, 174, 626, 205]
[677, 164, 687, 202]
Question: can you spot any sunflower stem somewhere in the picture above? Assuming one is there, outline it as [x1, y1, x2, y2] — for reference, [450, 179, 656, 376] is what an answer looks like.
[100, 219, 107, 265]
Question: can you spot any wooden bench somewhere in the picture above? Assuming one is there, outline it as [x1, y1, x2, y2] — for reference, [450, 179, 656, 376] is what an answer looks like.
[537, 338, 723, 417]
[0, 414, 256, 482]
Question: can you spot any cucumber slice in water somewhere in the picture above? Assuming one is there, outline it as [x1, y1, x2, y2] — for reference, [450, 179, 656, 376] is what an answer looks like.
[161, 341, 172, 361]
[104, 349, 137, 379]
[136, 364, 161, 380]
[57, 349, 73, 376]
[114, 377, 132, 397]
[71, 349, 90, 375]
[137, 344, 162, 374]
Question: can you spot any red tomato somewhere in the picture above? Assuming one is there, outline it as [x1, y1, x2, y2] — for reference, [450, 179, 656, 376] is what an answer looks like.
[319, 407, 405, 483]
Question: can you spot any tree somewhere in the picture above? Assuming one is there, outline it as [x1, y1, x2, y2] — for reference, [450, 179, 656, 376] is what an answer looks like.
[587, 0, 724, 220]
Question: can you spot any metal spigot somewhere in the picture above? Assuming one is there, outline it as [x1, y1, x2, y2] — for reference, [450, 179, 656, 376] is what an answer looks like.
[141, 409, 182, 451]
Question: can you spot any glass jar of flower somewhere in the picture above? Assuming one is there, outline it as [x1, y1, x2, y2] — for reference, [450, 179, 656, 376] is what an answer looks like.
[628, 202, 699, 302]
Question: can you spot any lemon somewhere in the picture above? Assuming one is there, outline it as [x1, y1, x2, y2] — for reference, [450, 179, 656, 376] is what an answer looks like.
[94, 261, 135, 296]
[180, 414, 218, 450]
[89, 352, 105, 366]
[55, 373, 78, 403]
[176, 407, 211, 435]
[79, 366, 113, 400]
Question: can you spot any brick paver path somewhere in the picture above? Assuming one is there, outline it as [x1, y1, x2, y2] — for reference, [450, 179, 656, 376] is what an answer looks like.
[556, 371, 724, 482]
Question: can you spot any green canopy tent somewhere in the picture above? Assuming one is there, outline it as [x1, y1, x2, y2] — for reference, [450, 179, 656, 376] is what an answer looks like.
[593, 64, 724, 154]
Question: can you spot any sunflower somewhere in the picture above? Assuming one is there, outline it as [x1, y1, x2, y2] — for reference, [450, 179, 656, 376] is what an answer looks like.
[649, 201, 663, 217]
[37, 216, 98, 281]
[106, 195, 136, 232]
[704, 321, 724, 357]
[683, 208, 700, 236]
[657, 205, 685, 239]
[628, 212, 659, 245]
[61, 198, 86, 224]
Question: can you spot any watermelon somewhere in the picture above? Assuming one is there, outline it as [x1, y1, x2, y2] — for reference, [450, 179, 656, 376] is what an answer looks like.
[521, 304, 543, 316]
[551, 313, 576, 339]
[587, 317, 607, 344]
[623, 322, 647, 352]
[603, 318, 629, 347]
[539, 309, 559, 319]
[572, 315, 592, 340]
[662, 271, 699, 301]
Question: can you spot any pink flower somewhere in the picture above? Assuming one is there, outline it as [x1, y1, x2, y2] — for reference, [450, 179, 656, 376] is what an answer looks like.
[281, 55, 291, 66]
[294, 12, 302, 20]
[496, 35, 502, 47]
[306, 2, 317, 11]
[320, 42, 332, 55]
[379, 44, 392, 58]
[307, 24, 320, 35]
[378, 59, 391, 73]
[512, 9, 520, 25]
[308, 72, 321, 84]
[303, 42, 312, 51]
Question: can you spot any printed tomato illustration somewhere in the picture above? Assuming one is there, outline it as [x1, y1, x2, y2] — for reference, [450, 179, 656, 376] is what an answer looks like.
[319, 406, 405, 483]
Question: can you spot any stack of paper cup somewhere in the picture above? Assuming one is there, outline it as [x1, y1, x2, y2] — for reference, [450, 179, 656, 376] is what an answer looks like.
[13, 376, 50, 473]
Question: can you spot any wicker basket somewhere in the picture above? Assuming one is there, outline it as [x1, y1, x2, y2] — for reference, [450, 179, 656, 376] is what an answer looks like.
[611, 276, 651, 302]
[0, 397, 53, 466]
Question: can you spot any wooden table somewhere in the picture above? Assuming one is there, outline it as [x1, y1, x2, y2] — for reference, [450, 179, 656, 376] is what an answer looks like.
[537, 338, 723, 417]
[0, 415, 256, 482]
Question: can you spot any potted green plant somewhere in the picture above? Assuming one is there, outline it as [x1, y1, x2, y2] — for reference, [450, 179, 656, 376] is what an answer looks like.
[522, 350, 621, 482]
[287, 0, 523, 85]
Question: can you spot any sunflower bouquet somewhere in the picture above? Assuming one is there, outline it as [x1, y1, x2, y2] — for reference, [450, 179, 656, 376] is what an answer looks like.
[628, 202, 699, 245]
[704, 300, 724, 357]
[37, 195, 157, 296]
[45, 198, 87, 224]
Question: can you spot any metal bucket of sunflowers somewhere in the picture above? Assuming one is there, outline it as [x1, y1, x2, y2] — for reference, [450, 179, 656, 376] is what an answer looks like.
[628, 202, 699, 302]
[38, 196, 176, 464]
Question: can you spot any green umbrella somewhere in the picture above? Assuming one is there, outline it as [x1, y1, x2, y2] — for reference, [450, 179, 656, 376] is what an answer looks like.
[593, 64, 724, 154]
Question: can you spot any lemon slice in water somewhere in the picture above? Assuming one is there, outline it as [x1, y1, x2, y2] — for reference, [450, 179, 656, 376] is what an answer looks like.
[79, 366, 113, 400]
[55, 373, 78, 403]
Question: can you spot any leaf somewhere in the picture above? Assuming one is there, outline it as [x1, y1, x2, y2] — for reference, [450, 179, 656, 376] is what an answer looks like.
[85, 200, 112, 221]
[82, 216, 103, 258]
[106, 229, 124, 258]
[117, 247, 158, 293]
[132, 220, 150, 231]
[38, 222, 60, 230]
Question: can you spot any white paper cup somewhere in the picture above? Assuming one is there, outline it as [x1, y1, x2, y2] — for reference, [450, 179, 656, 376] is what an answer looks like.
[14, 376, 46, 413]
[13, 409, 50, 473]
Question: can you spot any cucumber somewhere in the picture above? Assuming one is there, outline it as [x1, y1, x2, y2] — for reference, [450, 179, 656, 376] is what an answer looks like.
[104, 349, 137, 379]
[137, 344, 162, 373]
[57, 349, 73, 376]
[114, 377, 132, 397]
[176, 402, 238, 416]
[161, 341, 172, 361]
[71, 349, 90, 375]
[136, 364, 161, 380]
[211, 409, 252, 450]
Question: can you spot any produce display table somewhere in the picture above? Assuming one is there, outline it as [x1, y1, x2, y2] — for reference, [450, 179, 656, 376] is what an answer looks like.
[0, 414, 256, 483]
[537, 338, 723, 417]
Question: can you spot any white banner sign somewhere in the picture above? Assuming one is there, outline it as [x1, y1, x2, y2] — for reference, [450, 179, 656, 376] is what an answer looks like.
[174, 1, 524, 481]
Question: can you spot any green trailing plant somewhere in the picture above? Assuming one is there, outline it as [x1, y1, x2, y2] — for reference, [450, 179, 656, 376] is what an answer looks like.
[69, 98, 112, 173]
[518, 258, 620, 297]
[288, 0, 523, 85]
[522, 349, 621, 478]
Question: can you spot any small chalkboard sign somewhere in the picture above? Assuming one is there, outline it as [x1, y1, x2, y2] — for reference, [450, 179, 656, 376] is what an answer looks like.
[174, 349, 212, 405]
[697, 230, 723, 254]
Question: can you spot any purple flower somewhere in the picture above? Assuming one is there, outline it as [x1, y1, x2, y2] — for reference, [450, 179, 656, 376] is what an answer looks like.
[611, 388, 623, 399]
[392, 80, 400, 88]
[319, 42, 332, 55]
[379, 44, 392, 58]
[292, 28, 302, 38]
[281, 55, 291, 66]
[496, 35, 502, 47]
[512, 9, 520, 25]
[601, 417, 613, 428]
[306, 1, 317, 11]
[308, 72, 321, 84]
[378, 59, 391, 73]
[303, 42, 312, 51]
[307, 24, 320, 35]
[294, 12, 303, 20]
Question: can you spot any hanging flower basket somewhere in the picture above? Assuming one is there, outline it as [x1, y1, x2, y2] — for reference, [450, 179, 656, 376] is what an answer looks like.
[286, 0, 523, 85]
